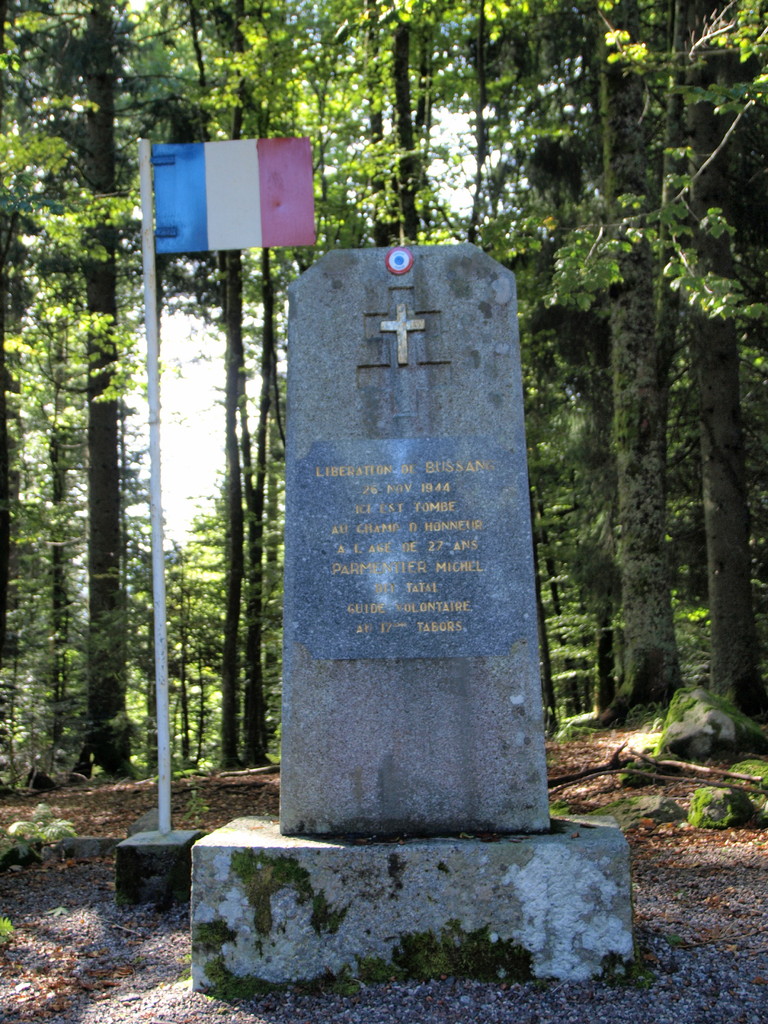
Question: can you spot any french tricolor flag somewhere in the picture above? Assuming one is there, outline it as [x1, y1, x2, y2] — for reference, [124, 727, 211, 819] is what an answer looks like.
[152, 137, 315, 253]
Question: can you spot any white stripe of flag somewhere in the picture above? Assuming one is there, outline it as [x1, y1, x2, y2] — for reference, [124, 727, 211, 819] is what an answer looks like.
[153, 137, 315, 252]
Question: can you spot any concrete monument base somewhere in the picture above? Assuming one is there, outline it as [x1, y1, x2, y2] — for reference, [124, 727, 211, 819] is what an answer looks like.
[191, 816, 633, 995]
[115, 829, 204, 905]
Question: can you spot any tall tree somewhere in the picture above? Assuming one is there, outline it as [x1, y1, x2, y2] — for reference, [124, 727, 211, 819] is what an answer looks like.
[0, 0, 12, 672]
[684, 0, 766, 714]
[599, 0, 681, 719]
[76, 1, 131, 774]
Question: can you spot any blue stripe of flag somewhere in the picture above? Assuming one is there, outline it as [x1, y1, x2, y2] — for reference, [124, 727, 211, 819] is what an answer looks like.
[153, 143, 209, 253]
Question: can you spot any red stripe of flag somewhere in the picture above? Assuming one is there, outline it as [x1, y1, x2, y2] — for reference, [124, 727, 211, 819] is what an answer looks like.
[258, 137, 316, 248]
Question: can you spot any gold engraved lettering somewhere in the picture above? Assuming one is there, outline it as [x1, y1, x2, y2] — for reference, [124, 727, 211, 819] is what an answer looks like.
[452, 539, 478, 551]
[406, 581, 438, 593]
[416, 621, 464, 632]
[414, 501, 457, 513]
[435, 561, 484, 573]
[423, 519, 483, 532]
[424, 460, 495, 474]
[378, 502, 404, 514]
[356, 522, 400, 534]
[420, 482, 450, 493]
[401, 541, 417, 552]
[355, 504, 372, 515]
[331, 524, 348, 535]
[331, 561, 428, 575]
[367, 542, 392, 553]
[316, 464, 393, 477]
[386, 482, 412, 494]
[396, 600, 471, 613]
[347, 603, 386, 614]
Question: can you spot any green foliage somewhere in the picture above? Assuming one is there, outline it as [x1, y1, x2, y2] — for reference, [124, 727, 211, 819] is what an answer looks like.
[6, 804, 77, 843]
[1, 0, 768, 775]
[181, 785, 210, 827]
[0, 917, 13, 944]
[0, 804, 77, 872]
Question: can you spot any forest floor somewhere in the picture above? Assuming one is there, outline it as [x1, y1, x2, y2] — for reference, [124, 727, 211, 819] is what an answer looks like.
[1, 728, 767, 1024]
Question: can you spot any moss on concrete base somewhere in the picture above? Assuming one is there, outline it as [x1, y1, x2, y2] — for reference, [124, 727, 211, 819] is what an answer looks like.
[199, 924, 643, 1001]
[191, 817, 634, 990]
[370, 920, 532, 983]
[231, 849, 347, 936]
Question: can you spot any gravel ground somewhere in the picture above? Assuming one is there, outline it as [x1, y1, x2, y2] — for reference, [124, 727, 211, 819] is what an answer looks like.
[2, 832, 767, 1024]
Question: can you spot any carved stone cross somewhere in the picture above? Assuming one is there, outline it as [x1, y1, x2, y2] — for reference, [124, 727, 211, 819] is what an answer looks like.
[379, 303, 426, 366]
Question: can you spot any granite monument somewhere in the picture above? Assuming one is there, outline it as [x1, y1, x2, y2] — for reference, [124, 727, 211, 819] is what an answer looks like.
[191, 245, 634, 991]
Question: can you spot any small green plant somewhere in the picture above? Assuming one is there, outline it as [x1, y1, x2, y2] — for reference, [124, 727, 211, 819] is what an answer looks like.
[624, 702, 665, 732]
[0, 916, 14, 944]
[1, 804, 77, 872]
[7, 804, 77, 842]
[182, 786, 210, 826]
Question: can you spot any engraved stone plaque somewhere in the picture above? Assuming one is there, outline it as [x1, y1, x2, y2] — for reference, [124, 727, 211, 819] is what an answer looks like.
[291, 437, 530, 659]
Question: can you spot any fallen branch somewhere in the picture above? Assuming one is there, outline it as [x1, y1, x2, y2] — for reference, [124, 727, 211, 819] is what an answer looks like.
[110, 923, 146, 938]
[217, 765, 280, 778]
[549, 763, 767, 799]
[547, 743, 630, 787]
[677, 924, 765, 949]
[628, 749, 767, 787]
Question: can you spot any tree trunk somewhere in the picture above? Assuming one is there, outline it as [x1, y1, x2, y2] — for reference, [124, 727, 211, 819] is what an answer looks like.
[365, 0, 391, 247]
[530, 490, 557, 728]
[0, 0, 10, 677]
[220, 250, 244, 767]
[393, 21, 419, 242]
[242, 248, 273, 765]
[49, 423, 70, 758]
[601, 0, 681, 720]
[686, 0, 766, 715]
[468, 2, 488, 246]
[76, 2, 130, 776]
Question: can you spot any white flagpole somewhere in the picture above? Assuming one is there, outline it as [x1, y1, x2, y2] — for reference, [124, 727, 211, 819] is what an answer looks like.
[139, 138, 172, 835]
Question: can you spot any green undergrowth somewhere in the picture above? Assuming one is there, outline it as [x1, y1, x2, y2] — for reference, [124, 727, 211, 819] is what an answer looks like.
[0, 804, 77, 872]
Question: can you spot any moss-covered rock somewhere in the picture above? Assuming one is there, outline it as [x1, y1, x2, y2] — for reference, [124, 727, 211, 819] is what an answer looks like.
[729, 759, 768, 788]
[0, 837, 42, 872]
[654, 687, 768, 760]
[687, 787, 755, 829]
[590, 795, 686, 830]
[554, 713, 600, 743]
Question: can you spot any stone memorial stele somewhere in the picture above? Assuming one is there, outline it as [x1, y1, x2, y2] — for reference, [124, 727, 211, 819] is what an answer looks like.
[191, 245, 634, 992]
[281, 243, 549, 835]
